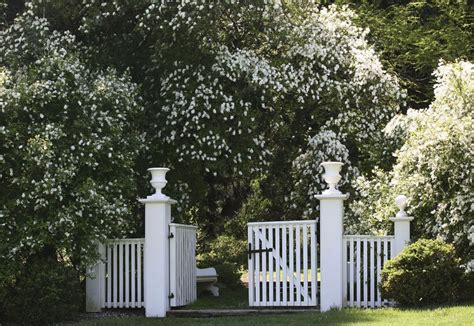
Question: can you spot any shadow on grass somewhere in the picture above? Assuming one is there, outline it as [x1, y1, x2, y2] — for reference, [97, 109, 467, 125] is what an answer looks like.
[69, 298, 473, 325]
[184, 284, 248, 310]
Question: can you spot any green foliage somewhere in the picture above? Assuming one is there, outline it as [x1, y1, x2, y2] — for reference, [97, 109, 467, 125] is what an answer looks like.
[380, 239, 464, 306]
[0, 6, 144, 271]
[3, 253, 82, 324]
[351, 61, 473, 260]
[225, 178, 272, 238]
[197, 234, 247, 288]
[349, 0, 473, 110]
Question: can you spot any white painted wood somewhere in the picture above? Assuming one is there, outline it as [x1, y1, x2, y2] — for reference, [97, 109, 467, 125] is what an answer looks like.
[100, 239, 145, 309]
[349, 239, 354, 307]
[248, 221, 316, 307]
[169, 224, 197, 307]
[107, 245, 112, 308]
[125, 243, 130, 308]
[390, 195, 414, 257]
[137, 241, 142, 308]
[131, 243, 136, 308]
[377, 239, 382, 307]
[262, 226, 267, 306]
[315, 192, 348, 312]
[282, 224, 287, 306]
[295, 225, 301, 305]
[269, 226, 274, 305]
[363, 239, 368, 307]
[275, 226, 281, 306]
[342, 236, 397, 308]
[113, 244, 118, 308]
[289, 225, 294, 305]
[342, 238, 347, 307]
[356, 238, 361, 308]
[303, 225, 308, 306]
[119, 243, 124, 308]
[248, 227, 254, 306]
[255, 226, 261, 306]
[86, 242, 105, 312]
[370, 239, 374, 307]
[310, 222, 317, 306]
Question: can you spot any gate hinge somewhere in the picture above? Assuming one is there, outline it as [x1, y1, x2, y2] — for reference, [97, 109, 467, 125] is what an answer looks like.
[168, 232, 174, 239]
[169, 293, 174, 299]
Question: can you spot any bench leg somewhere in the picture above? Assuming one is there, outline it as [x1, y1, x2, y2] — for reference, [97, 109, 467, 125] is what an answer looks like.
[206, 282, 219, 297]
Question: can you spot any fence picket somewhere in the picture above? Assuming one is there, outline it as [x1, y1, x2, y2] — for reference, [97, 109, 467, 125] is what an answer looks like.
[303, 225, 308, 306]
[370, 239, 374, 307]
[356, 239, 361, 307]
[282, 225, 287, 306]
[248, 227, 254, 306]
[289, 225, 294, 305]
[295, 225, 301, 305]
[262, 226, 268, 306]
[342, 236, 395, 308]
[363, 239, 368, 307]
[269, 226, 274, 305]
[275, 226, 281, 306]
[310, 222, 317, 305]
[255, 226, 261, 306]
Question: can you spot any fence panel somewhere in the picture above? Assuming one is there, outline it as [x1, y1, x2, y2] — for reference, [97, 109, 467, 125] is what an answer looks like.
[343, 235, 394, 308]
[169, 223, 197, 307]
[103, 238, 145, 308]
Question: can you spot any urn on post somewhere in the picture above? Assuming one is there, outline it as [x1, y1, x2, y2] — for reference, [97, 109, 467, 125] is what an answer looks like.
[390, 195, 414, 257]
[315, 161, 348, 312]
[320, 161, 344, 194]
[147, 167, 170, 200]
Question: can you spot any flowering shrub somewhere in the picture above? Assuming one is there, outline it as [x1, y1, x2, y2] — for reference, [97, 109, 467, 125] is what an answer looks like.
[0, 7, 143, 268]
[43, 2, 403, 228]
[350, 61, 473, 259]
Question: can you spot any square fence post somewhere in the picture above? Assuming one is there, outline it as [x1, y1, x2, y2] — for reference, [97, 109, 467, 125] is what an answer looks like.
[139, 168, 176, 318]
[315, 162, 349, 312]
[390, 195, 414, 257]
[86, 242, 105, 312]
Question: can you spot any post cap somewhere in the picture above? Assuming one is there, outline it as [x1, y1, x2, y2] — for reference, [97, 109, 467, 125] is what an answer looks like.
[390, 195, 413, 222]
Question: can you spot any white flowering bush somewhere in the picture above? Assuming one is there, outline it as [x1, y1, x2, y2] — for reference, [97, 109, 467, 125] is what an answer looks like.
[351, 61, 473, 259]
[44, 2, 402, 227]
[0, 8, 143, 268]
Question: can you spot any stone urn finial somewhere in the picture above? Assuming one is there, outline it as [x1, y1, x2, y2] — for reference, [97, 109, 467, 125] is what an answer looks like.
[147, 167, 170, 199]
[395, 195, 408, 218]
[320, 161, 344, 194]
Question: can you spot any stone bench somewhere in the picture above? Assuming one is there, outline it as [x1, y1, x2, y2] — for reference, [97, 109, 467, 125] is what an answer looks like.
[196, 267, 219, 296]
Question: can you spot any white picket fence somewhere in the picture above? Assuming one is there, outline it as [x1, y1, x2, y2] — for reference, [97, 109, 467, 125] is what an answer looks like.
[343, 235, 395, 307]
[93, 224, 197, 309]
[103, 238, 145, 308]
[169, 223, 197, 307]
[247, 220, 318, 307]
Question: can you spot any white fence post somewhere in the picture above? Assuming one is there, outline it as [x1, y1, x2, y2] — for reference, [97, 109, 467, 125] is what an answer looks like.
[315, 162, 349, 312]
[390, 195, 413, 257]
[86, 242, 105, 312]
[139, 167, 176, 318]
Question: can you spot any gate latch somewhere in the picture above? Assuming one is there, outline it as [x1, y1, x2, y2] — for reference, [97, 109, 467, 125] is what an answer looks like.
[246, 243, 273, 259]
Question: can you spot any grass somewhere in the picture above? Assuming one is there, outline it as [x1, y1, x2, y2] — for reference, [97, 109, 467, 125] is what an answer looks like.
[186, 285, 248, 309]
[68, 302, 474, 325]
[68, 286, 474, 326]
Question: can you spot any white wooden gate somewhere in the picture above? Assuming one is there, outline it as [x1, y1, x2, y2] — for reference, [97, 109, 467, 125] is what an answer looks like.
[247, 220, 318, 307]
[169, 223, 197, 307]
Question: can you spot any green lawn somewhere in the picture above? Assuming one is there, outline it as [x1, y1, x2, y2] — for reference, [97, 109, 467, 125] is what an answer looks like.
[69, 303, 474, 326]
